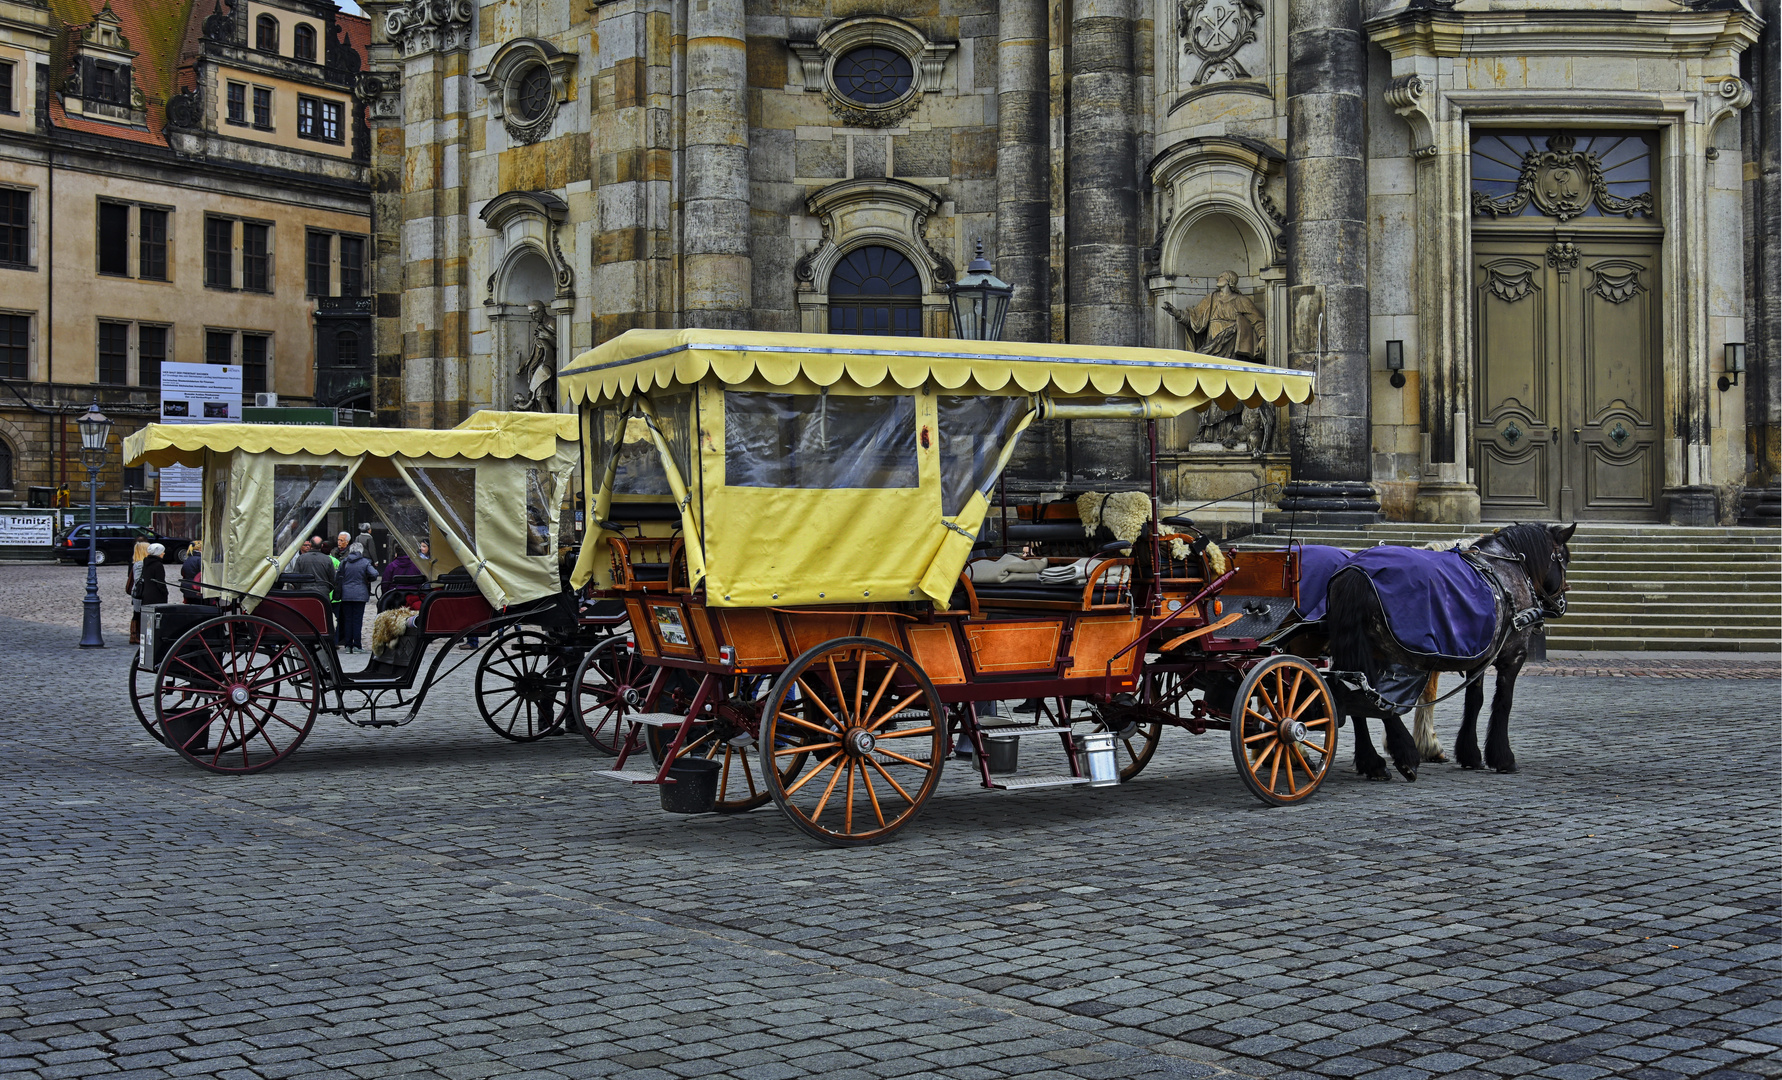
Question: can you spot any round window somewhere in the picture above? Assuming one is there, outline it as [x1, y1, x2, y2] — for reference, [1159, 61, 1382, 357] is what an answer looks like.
[514, 65, 554, 121]
[833, 46, 914, 106]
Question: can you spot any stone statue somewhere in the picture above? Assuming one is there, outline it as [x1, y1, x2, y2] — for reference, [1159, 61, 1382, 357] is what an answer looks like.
[1163, 271, 1274, 452]
[513, 302, 557, 413]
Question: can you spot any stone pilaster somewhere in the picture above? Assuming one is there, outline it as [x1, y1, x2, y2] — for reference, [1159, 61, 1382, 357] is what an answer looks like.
[998, 0, 1050, 343]
[592, 0, 677, 343]
[1744, 0, 1781, 500]
[683, 0, 751, 329]
[1284, 0, 1371, 487]
[359, 2, 407, 429]
[1067, 0, 1142, 347]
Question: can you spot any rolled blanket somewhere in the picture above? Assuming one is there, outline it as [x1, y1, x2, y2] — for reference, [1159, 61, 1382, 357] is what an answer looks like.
[1036, 558, 1131, 588]
[968, 554, 1048, 584]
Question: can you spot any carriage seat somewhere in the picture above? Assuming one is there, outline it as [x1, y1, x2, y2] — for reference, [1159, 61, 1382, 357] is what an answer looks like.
[969, 582, 1129, 605]
[413, 574, 493, 637]
[257, 585, 332, 640]
[1005, 522, 1090, 543]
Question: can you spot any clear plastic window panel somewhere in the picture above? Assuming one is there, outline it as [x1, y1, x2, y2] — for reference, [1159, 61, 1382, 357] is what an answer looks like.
[724, 392, 918, 489]
[612, 415, 672, 496]
[206, 465, 229, 566]
[358, 475, 435, 571]
[937, 395, 1030, 517]
[524, 468, 553, 556]
[408, 467, 477, 550]
[648, 392, 695, 488]
[272, 465, 348, 555]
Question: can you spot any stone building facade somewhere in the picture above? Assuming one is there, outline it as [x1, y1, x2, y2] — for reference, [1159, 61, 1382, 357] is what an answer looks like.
[361, 0, 1777, 526]
[0, 0, 370, 504]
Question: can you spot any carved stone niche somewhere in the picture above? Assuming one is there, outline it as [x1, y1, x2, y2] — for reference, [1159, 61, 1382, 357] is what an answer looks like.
[794, 177, 954, 333]
[479, 190, 574, 304]
[473, 39, 575, 146]
[789, 17, 955, 129]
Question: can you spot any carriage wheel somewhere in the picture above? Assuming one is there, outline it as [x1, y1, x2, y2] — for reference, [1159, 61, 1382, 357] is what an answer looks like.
[645, 678, 812, 814]
[1230, 655, 1338, 806]
[129, 655, 165, 745]
[154, 614, 319, 774]
[568, 637, 646, 755]
[760, 637, 946, 846]
[475, 629, 567, 742]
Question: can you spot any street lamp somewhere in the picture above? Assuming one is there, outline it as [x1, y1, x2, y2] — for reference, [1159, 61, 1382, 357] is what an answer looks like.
[946, 239, 1013, 342]
[76, 400, 113, 649]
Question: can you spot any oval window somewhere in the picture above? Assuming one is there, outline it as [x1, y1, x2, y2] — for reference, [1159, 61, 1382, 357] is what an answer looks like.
[515, 66, 554, 121]
[833, 46, 914, 106]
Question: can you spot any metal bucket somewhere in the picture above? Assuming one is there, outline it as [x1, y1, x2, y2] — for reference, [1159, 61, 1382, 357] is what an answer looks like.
[659, 756, 720, 814]
[1074, 731, 1120, 787]
[983, 734, 1020, 774]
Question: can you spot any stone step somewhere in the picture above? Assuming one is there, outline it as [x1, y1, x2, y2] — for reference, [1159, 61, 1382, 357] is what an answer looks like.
[1565, 603, 1782, 616]
[1549, 622, 1782, 640]
[1542, 634, 1782, 653]
[1559, 614, 1782, 630]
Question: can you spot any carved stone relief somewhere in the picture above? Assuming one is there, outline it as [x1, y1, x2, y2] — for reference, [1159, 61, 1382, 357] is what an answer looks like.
[1471, 133, 1655, 222]
[1178, 0, 1265, 86]
[385, 0, 473, 57]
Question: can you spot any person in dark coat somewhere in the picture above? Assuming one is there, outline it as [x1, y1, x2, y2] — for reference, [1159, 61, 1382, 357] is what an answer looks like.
[381, 549, 420, 589]
[134, 544, 170, 607]
[180, 542, 204, 602]
[335, 544, 379, 653]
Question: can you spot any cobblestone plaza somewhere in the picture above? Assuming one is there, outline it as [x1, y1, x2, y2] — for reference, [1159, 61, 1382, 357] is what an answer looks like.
[0, 586, 1778, 1080]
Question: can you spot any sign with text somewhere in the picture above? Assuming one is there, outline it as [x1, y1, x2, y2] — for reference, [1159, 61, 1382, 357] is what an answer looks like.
[159, 464, 203, 502]
[157, 362, 241, 504]
[0, 513, 55, 545]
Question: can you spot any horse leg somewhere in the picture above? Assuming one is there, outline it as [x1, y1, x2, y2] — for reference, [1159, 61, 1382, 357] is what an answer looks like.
[1455, 677, 1486, 770]
[1348, 710, 1391, 781]
[1413, 673, 1447, 763]
[1484, 660, 1524, 774]
[1381, 713, 1420, 782]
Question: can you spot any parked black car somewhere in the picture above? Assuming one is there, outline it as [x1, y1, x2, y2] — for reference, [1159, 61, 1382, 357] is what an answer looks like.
[53, 524, 190, 565]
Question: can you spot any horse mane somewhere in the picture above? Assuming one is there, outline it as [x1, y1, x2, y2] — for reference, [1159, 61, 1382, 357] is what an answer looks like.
[1489, 523, 1556, 584]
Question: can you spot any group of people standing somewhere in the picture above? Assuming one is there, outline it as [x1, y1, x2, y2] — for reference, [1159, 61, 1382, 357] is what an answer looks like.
[288, 524, 422, 654]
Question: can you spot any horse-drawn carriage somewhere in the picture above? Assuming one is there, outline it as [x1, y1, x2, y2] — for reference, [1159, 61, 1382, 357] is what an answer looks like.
[123, 411, 622, 773]
[556, 329, 1338, 845]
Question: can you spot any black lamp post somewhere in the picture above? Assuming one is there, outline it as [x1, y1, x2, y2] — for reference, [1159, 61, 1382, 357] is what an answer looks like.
[946, 239, 1013, 342]
[76, 401, 113, 649]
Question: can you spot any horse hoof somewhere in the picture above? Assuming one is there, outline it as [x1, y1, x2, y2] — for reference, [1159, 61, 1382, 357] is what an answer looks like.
[1493, 765, 1518, 774]
[1422, 751, 1448, 764]
[1396, 765, 1417, 782]
[1359, 766, 1390, 781]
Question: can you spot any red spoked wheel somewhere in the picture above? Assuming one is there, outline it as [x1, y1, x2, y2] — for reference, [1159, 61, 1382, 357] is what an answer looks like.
[129, 653, 165, 745]
[1229, 655, 1338, 806]
[759, 637, 946, 846]
[568, 637, 649, 755]
[154, 614, 320, 774]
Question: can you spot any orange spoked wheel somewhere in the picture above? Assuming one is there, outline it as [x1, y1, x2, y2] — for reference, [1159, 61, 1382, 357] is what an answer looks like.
[759, 637, 946, 846]
[1229, 655, 1338, 806]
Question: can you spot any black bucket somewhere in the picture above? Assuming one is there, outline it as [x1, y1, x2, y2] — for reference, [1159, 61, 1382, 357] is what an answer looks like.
[659, 756, 721, 814]
[984, 734, 1020, 774]
[163, 707, 212, 754]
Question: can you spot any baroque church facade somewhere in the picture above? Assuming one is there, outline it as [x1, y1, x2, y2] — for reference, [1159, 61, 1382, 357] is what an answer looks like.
[356, 0, 1778, 526]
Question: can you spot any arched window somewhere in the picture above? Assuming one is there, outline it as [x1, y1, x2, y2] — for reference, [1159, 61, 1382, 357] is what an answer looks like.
[293, 23, 316, 62]
[335, 329, 360, 368]
[827, 245, 922, 336]
[256, 15, 279, 53]
[0, 438, 13, 491]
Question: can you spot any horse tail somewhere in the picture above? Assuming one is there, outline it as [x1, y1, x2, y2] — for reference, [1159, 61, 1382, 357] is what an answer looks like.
[1325, 567, 1379, 684]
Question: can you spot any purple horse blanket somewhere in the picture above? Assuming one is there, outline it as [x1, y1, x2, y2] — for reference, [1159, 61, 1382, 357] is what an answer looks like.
[1296, 545, 1498, 663]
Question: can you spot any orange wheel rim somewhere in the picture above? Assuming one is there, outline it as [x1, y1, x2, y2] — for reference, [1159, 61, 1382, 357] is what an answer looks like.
[1241, 660, 1335, 802]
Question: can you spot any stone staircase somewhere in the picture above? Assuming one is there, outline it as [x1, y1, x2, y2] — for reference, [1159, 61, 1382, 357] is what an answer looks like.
[1253, 522, 1782, 653]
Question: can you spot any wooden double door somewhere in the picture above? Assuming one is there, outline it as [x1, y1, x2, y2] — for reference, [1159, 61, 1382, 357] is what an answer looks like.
[1472, 236, 1663, 521]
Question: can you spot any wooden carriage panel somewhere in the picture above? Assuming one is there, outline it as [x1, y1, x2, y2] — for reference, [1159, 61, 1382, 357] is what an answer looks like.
[963, 620, 1064, 674]
[420, 594, 494, 636]
[714, 608, 789, 666]
[1063, 616, 1144, 678]
[860, 613, 902, 647]
[903, 625, 966, 685]
[781, 612, 860, 658]
[687, 605, 721, 658]
[644, 600, 701, 659]
[624, 598, 658, 657]
[1222, 550, 1297, 602]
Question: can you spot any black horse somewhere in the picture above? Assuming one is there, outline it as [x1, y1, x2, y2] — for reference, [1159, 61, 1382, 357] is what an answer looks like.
[1324, 523, 1575, 780]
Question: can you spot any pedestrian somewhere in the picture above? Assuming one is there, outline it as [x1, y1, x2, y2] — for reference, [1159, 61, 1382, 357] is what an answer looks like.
[291, 538, 337, 584]
[127, 539, 150, 644]
[381, 547, 420, 588]
[334, 544, 378, 653]
[353, 522, 379, 566]
[180, 541, 204, 603]
[133, 544, 169, 609]
[329, 534, 349, 635]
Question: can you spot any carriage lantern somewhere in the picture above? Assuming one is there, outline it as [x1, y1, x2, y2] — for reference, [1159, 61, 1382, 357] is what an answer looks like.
[947, 239, 1013, 342]
[76, 401, 113, 649]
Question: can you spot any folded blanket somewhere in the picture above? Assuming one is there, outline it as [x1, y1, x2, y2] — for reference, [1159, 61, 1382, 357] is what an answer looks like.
[967, 554, 1048, 584]
[1037, 558, 1131, 588]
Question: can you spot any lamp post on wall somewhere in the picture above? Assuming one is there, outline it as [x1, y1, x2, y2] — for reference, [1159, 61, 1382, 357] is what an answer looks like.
[76, 401, 114, 649]
[946, 240, 1014, 342]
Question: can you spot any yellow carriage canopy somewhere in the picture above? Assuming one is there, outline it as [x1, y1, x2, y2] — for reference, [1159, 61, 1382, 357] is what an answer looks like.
[124, 412, 580, 609]
[557, 329, 1316, 608]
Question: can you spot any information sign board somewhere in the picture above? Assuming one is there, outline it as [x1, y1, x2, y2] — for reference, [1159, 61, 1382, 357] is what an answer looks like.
[0, 513, 55, 544]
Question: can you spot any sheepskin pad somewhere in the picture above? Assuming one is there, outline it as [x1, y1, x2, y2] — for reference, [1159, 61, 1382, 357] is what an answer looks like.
[371, 608, 411, 657]
[1076, 491, 1153, 543]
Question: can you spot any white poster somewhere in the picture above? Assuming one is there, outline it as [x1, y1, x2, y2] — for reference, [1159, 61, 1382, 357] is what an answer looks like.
[160, 362, 242, 424]
[0, 514, 55, 544]
[157, 362, 241, 504]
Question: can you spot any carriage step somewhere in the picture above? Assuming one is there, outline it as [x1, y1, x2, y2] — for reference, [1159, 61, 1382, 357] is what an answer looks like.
[590, 769, 663, 784]
[625, 713, 688, 728]
[988, 774, 1098, 791]
[978, 726, 1071, 738]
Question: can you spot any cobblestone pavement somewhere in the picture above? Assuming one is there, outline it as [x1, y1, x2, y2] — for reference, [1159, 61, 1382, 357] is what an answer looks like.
[0, 611, 1777, 1080]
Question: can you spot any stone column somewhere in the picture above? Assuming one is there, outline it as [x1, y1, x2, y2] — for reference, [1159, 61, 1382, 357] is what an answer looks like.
[998, 0, 1050, 343]
[1066, 0, 1141, 347]
[1280, 0, 1378, 520]
[682, 0, 751, 329]
[1742, 0, 1781, 521]
[358, 3, 406, 429]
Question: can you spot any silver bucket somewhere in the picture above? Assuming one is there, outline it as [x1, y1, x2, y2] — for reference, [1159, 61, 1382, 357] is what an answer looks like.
[1075, 731, 1120, 787]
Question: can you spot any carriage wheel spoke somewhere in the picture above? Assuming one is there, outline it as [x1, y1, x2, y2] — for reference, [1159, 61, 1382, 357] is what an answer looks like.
[861, 664, 899, 736]
[779, 711, 840, 737]
[784, 751, 845, 796]
[1268, 740, 1284, 790]
[864, 690, 924, 732]
[823, 657, 851, 725]
[794, 679, 841, 726]
[873, 725, 935, 739]
[808, 755, 849, 825]
[865, 757, 916, 805]
[859, 762, 887, 828]
[1281, 746, 1298, 795]
[844, 759, 856, 834]
[872, 748, 932, 771]
[779, 742, 838, 756]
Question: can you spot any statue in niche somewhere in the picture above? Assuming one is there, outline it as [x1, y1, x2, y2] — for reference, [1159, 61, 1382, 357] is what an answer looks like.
[513, 302, 557, 413]
[1163, 271, 1275, 452]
